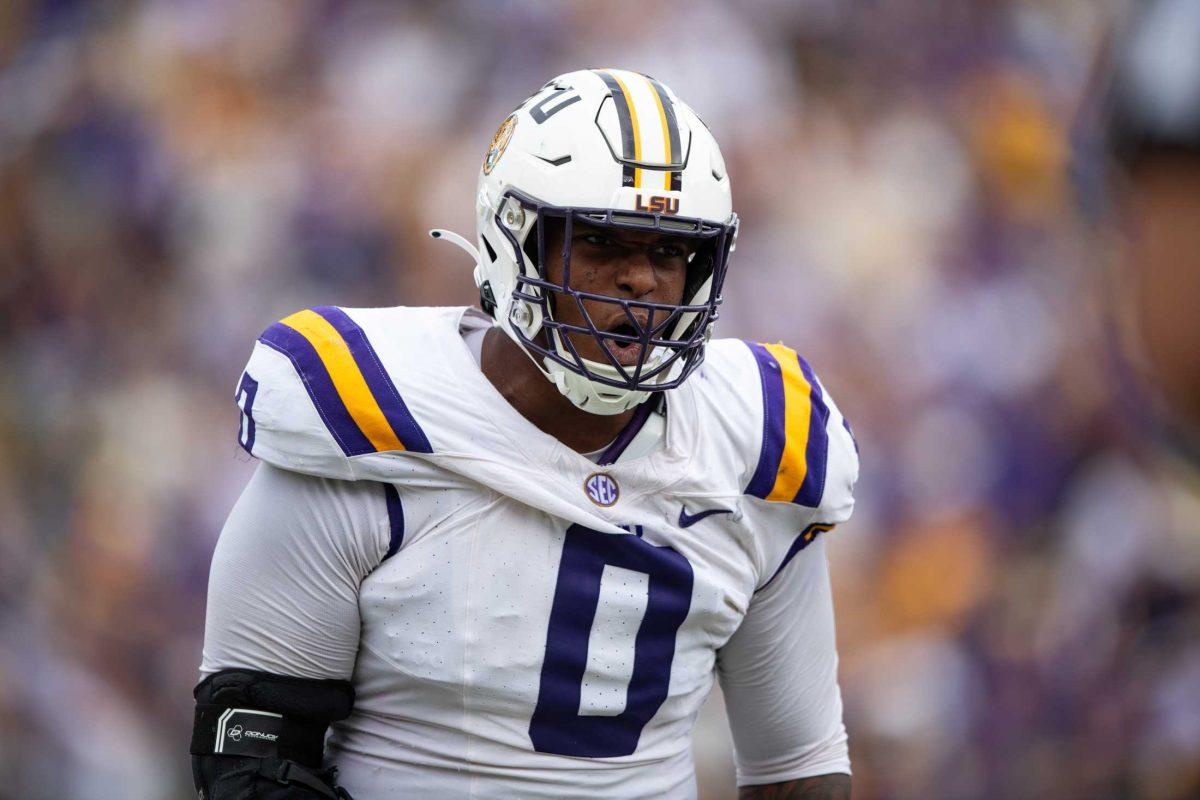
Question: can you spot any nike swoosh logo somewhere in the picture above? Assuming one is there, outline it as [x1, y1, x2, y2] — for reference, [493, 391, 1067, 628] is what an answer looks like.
[678, 506, 734, 528]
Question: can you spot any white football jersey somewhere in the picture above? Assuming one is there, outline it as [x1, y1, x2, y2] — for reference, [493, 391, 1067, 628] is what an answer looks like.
[203, 305, 859, 798]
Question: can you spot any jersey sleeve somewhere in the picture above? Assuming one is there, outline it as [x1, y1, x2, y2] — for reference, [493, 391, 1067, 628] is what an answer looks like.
[716, 536, 850, 786]
[200, 462, 401, 680]
[736, 341, 860, 589]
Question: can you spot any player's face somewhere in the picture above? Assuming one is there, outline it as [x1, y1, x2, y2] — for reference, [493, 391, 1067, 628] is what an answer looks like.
[542, 219, 691, 367]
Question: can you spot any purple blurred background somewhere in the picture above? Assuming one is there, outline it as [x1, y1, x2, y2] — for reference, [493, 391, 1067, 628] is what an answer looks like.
[2, 1, 1198, 798]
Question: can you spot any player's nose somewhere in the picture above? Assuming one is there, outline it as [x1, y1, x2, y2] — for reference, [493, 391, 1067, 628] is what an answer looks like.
[614, 250, 657, 298]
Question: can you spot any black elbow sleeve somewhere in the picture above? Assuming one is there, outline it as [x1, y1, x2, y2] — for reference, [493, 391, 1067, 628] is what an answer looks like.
[190, 669, 355, 800]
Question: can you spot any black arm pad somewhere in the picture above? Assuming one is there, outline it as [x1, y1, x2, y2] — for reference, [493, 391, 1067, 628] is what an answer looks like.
[191, 669, 356, 800]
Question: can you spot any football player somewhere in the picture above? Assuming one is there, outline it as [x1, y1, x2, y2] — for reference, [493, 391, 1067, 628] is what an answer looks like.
[192, 70, 859, 800]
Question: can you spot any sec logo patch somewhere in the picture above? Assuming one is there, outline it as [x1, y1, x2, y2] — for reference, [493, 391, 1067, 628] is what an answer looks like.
[483, 114, 517, 175]
[584, 473, 619, 507]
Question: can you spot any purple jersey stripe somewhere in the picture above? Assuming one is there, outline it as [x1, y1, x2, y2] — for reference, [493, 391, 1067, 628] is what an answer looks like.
[382, 483, 404, 561]
[312, 306, 433, 454]
[759, 522, 834, 591]
[744, 342, 787, 499]
[258, 323, 375, 457]
[792, 356, 830, 507]
[843, 416, 859, 454]
[597, 396, 659, 466]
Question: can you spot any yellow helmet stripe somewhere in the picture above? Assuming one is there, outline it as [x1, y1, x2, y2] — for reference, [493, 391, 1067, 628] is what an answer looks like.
[603, 69, 644, 188]
[645, 76, 673, 191]
[644, 74, 683, 192]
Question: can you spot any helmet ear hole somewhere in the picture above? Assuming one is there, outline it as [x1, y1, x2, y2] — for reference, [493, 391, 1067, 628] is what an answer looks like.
[525, 216, 564, 280]
[479, 281, 497, 316]
[683, 241, 716, 303]
[521, 225, 539, 272]
[482, 235, 498, 264]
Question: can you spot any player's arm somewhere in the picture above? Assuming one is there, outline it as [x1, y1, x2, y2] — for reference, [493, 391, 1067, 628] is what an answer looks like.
[192, 463, 397, 799]
[717, 536, 851, 795]
[739, 773, 851, 799]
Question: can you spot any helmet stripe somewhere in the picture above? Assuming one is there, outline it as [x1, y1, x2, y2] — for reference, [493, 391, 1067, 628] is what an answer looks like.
[595, 69, 641, 188]
[644, 75, 683, 192]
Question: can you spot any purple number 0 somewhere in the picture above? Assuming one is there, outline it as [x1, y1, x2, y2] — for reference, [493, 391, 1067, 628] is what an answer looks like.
[236, 372, 259, 454]
[529, 524, 694, 758]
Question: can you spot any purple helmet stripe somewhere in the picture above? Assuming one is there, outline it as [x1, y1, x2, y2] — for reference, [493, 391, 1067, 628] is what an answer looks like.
[594, 70, 638, 188]
[258, 322, 375, 457]
[312, 306, 433, 454]
[744, 342, 787, 499]
[644, 75, 683, 191]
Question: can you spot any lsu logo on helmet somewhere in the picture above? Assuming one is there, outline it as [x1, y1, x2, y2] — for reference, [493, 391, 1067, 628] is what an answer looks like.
[483, 114, 517, 175]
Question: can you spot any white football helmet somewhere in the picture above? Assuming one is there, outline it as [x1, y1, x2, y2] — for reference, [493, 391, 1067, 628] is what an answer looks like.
[433, 68, 737, 415]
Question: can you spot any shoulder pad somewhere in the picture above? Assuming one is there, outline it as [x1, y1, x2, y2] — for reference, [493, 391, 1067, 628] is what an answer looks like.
[236, 306, 434, 479]
[734, 341, 860, 589]
[690, 339, 858, 588]
[742, 341, 833, 507]
[256, 306, 432, 456]
[686, 338, 858, 515]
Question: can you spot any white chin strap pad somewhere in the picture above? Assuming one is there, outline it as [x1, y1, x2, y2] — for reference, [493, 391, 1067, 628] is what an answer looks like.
[549, 363, 648, 416]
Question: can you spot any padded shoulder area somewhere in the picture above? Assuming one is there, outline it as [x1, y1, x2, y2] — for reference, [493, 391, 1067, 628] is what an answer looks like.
[692, 338, 858, 510]
[741, 341, 833, 508]
[256, 306, 432, 456]
[685, 338, 769, 492]
[236, 306, 451, 480]
[689, 338, 860, 589]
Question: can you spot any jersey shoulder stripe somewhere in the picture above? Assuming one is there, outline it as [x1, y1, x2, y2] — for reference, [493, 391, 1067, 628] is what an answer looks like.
[742, 341, 831, 507]
[258, 306, 432, 457]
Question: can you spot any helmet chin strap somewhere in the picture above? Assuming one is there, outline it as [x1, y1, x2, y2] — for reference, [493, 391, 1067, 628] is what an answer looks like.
[550, 367, 647, 416]
[544, 330, 652, 416]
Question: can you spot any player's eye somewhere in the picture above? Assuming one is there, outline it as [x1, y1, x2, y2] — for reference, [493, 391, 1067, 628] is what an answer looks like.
[581, 233, 615, 247]
[653, 244, 687, 259]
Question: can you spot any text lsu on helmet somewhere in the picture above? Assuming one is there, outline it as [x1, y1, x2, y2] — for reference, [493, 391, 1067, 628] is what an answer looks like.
[434, 69, 738, 415]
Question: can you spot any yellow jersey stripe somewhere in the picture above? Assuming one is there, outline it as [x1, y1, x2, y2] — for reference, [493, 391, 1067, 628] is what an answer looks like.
[763, 342, 814, 502]
[280, 309, 407, 453]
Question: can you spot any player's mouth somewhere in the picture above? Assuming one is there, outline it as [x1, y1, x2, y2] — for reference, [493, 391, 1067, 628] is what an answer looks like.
[603, 320, 646, 366]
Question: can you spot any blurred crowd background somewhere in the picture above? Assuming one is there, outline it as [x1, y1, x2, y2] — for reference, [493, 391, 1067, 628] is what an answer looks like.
[2, 1, 1199, 798]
